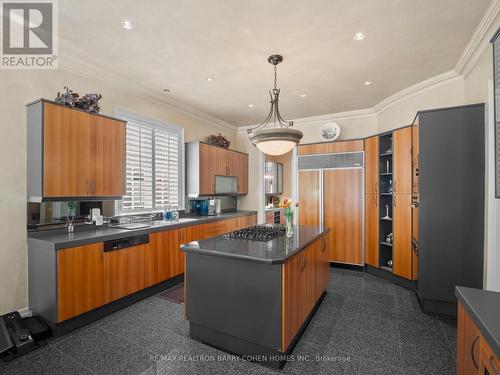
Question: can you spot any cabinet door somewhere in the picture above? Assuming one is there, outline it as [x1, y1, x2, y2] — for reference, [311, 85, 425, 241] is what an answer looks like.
[104, 244, 147, 303]
[479, 333, 499, 375]
[298, 171, 320, 227]
[457, 303, 480, 375]
[282, 252, 305, 351]
[365, 194, 379, 267]
[92, 116, 126, 196]
[365, 136, 379, 194]
[57, 243, 105, 322]
[393, 127, 412, 194]
[323, 169, 363, 265]
[43, 103, 93, 197]
[229, 151, 248, 194]
[393, 193, 413, 279]
[199, 143, 218, 194]
[297, 142, 330, 156]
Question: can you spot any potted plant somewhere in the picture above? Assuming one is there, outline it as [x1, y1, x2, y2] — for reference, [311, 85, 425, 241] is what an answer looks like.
[279, 198, 299, 237]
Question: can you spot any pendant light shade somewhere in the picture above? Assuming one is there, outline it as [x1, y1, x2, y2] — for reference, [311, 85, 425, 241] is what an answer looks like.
[247, 55, 303, 155]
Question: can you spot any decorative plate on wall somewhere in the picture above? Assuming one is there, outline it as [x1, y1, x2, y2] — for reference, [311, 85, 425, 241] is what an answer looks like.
[321, 122, 341, 141]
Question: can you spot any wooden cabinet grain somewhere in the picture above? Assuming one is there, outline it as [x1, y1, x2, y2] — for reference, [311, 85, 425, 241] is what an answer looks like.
[104, 243, 148, 303]
[57, 243, 105, 322]
[29, 100, 126, 199]
[365, 193, 379, 268]
[298, 171, 320, 227]
[393, 127, 412, 194]
[323, 169, 363, 265]
[479, 333, 500, 375]
[364, 136, 379, 194]
[393, 193, 413, 279]
[457, 302, 480, 375]
[297, 140, 364, 155]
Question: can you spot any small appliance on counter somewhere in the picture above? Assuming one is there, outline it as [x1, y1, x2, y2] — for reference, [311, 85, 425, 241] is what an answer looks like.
[87, 208, 104, 226]
[190, 198, 223, 216]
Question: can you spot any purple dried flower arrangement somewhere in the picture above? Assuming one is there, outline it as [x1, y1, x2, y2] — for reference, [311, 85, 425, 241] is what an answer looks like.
[206, 133, 231, 149]
[55, 87, 102, 114]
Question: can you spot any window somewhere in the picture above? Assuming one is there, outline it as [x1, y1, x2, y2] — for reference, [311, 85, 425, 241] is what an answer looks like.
[115, 109, 184, 213]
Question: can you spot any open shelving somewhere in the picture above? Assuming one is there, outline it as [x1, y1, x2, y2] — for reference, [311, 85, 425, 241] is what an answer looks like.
[378, 133, 394, 272]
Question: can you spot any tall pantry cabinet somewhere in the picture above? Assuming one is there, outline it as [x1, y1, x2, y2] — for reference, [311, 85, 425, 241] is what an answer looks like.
[364, 127, 416, 282]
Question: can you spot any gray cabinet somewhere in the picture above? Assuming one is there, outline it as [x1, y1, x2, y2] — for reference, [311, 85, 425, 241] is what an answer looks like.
[264, 160, 283, 195]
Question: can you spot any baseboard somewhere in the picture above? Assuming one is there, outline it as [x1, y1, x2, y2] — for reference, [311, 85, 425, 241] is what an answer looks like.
[365, 265, 417, 291]
[330, 262, 364, 271]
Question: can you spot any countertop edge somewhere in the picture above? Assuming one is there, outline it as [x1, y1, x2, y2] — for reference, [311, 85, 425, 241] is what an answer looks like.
[455, 286, 500, 359]
[29, 211, 257, 250]
[181, 227, 330, 264]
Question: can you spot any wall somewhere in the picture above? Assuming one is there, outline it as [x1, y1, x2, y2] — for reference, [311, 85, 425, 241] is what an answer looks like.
[0, 68, 236, 314]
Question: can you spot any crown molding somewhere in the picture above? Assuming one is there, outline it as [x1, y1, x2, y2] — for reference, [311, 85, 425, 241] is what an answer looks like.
[59, 54, 237, 133]
[455, 0, 500, 76]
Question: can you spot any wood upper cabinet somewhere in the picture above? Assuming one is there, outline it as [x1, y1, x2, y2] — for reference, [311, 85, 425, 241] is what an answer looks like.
[228, 150, 249, 194]
[91, 116, 126, 196]
[457, 303, 480, 375]
[298, 140, 364, 155]
[393, 193, 413, 279]
[29, 100, 126, 199]
[104, 243, 148, 303]
[189, 142, 249, 196]
[323, 169, 363, 265]
[57, 243, 105, 322]
[364, 136, 379, 194]
[365, 193, 379, 268]
[44, 102, 93, 197]
[393, 127, 412, 194]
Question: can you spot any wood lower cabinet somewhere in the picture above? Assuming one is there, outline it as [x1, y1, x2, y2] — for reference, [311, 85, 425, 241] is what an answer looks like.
[457, 302, 480, 375]
[479, 333, 500, 375]
[365, 193, 379, 268]
[282, 235, 328, 352]
[393, 193, 413, 279]
[364, 136, 379, 194]
[28, 100, 126, 199]
[323, 169, 363, 265]
[57, 243, 105, 322]
[104, 243, 148, 303]
[393, 127, 412, 194]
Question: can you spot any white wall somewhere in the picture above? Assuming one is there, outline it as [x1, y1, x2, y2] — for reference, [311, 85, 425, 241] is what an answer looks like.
[0, 68, 236, 314]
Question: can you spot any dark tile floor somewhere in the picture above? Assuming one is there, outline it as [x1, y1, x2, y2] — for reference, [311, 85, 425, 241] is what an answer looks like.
[0, 267, 456, 374]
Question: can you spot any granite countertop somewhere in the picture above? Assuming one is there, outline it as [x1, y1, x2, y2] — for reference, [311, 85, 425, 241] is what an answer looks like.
[28, 211, 257, 250]
[456, 286, 500, 358]
[181, 225, 330, 264]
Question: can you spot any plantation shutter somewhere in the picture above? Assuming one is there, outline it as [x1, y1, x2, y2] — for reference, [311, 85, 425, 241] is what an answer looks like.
[121, 119, 182, 212]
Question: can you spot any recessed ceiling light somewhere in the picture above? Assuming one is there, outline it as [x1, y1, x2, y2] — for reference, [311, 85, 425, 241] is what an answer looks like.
[121, 20, 133, 30]
[353, 32, 365, 41]
[363, 80, 372, 86]
[207, 77, 213, 82]
[300, 94, 307, 98]
[248, 104, 254, 108]
[163, 88, 171, 93]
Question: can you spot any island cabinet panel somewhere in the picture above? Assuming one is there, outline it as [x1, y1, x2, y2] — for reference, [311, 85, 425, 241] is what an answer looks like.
[393, 127, 412, 194]
[479, 333, 500, 375]
[104, 243, 148, 303]
[282, 236, 327, 352]
[44, 102, 93, 197]
[457, 303, 480, 375]
[57, 243, 105, 322]
[364, 135, 379, 194]
[323, 169, 363, 265]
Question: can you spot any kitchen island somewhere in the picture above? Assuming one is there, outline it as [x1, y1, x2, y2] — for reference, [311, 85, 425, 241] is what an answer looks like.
[181, 225, 330, 368]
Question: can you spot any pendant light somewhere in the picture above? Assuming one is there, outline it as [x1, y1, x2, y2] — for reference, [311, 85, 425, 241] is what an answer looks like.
[247, 55, 303, 155]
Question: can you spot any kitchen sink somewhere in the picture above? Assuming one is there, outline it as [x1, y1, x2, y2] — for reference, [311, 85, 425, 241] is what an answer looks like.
[152, 218, 198, 226]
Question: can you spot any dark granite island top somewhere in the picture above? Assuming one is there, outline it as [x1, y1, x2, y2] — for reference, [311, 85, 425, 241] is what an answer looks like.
[181, 225, 330, 264]
[455, 286, 500, 358]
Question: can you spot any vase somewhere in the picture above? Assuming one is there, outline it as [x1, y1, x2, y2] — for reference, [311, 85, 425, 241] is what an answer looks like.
[284, 208, 294, 237]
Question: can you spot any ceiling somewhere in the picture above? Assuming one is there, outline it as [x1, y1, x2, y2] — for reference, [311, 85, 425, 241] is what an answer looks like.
[60, 0, 491, 126]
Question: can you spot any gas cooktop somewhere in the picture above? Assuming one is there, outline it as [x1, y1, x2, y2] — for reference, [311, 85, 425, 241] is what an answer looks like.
[224, 225, 286, 242]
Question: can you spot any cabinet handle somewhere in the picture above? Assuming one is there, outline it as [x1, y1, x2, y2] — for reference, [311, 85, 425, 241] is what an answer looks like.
[213, 184, 215, 193]
[471, 335, 479, 369]
[490, 355, 500, 374]
[394, 180, 397, 193]
[375, 181, 378, 194]
[321, 238, 326, 253]
[394, 195, 397, 207]
[375, 197, 378, 207]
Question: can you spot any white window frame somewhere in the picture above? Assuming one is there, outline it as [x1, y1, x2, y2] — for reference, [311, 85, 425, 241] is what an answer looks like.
[114, 108, 185, 215]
